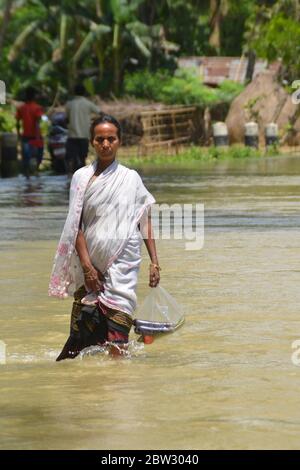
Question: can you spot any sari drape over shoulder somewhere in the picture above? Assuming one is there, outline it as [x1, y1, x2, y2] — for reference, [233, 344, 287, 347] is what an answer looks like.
[49, 159, 155, 315]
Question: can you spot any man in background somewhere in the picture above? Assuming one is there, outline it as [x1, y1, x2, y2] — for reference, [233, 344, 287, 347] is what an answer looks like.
[16, 86, 44, 178]
[65, 84, 101, 174]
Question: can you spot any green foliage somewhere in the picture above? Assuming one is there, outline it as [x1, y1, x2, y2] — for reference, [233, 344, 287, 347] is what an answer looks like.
[123, 69, 170, 101]
[0, 0, 297, 101]
[0, 105, 16, 132]
[153, 0, 213, 56]
[160, 70, 219, 106]
[220, 0, 257, 56]
[244, 95, 264, 121]
[245, 0, 300, 80]
[120, 144, 263, 168]
[155, 0, 259, 57]
[124, 69, 244, 106]
[254, 14, 300, 79]
[1, 0, 161, 99]
[216, 80, 245, 103]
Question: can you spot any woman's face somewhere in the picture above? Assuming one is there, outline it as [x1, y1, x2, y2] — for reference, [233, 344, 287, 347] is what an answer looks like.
[92, 122, 120, 164]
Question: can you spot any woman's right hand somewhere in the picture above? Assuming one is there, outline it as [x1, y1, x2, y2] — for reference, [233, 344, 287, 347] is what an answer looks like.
[83, 265, 105, 293]
[149, 263, 161, 288]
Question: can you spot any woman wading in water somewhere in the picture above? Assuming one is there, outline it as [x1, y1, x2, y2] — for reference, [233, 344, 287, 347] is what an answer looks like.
[49, 113, 160, 359]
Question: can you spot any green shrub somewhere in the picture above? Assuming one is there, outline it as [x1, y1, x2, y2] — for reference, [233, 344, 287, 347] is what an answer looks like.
[0, 106, 16, 133]
[160, 71, 218, 106]
[124, 69, 244, 107]
[216, 80, 245, 103]
[124, 69, 170, 101]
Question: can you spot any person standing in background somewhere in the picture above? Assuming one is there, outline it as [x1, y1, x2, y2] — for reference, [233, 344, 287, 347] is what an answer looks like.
[65, 84, 101, 174]
[16, 86, 44, 178]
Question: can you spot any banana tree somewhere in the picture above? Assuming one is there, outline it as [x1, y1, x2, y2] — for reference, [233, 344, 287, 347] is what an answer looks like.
[7, 1, 104, 90]
[6, 0, 169, 96]
[70, 21, 111, 89]
[100, 0, 153, 95]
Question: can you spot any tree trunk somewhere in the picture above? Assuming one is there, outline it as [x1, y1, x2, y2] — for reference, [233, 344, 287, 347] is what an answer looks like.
[95, 0, 103, 18]
[68, 62, 77, 91]
[60, 14, 68, 54]
[245, 50, 256, 82]
[209, 0, 221, 52]
[112, 23, 121, 96]
[95, 42, 104, 81]
[294, 0, 300, 21]
[0, 0, 13, 56]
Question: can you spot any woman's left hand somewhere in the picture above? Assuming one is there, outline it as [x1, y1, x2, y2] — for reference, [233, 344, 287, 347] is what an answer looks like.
[149, 264, 160, 288]
[83, 265, 104, 292]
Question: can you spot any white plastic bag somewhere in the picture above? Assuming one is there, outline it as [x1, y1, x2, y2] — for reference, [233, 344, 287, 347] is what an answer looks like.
[133, 285, 184, 336]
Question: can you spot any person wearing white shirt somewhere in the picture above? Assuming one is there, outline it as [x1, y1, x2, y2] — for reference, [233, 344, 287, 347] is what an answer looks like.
[65, 84, 101, 174]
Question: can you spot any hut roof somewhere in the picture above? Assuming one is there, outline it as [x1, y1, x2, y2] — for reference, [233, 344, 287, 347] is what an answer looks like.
[177, 56, 281, 86]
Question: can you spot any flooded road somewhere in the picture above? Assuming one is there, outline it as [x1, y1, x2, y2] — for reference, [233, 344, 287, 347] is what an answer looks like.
[1, 154, 300, 449]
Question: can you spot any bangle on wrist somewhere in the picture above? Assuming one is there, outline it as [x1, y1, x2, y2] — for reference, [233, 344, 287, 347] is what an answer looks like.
[83, 267, 93, 275]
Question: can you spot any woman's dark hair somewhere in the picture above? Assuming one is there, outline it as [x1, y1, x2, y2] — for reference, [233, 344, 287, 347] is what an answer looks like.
[90, 113, 122, 142]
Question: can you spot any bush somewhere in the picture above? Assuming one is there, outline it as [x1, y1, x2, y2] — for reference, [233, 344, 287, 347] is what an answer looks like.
[124, 69, 170, 101]
[161, 70, 218, 106]
[0, 106, 16, 133]
[124, 69, 244, 107]
[216, 80, 245, 103]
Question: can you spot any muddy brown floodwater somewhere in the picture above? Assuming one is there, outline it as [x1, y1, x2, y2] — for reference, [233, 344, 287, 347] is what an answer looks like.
[1, 155, 300, 449]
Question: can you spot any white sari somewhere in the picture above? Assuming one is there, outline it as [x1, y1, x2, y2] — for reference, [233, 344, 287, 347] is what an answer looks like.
[49, 159, 155, 315]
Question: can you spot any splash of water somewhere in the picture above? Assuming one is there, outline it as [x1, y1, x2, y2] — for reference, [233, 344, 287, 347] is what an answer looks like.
[79, 340, 145, 360]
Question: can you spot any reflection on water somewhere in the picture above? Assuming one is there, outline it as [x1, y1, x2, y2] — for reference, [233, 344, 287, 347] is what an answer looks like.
[1, 156, 300, 240]
[0, 175, 70, 241]
[1, 155, 300, 449]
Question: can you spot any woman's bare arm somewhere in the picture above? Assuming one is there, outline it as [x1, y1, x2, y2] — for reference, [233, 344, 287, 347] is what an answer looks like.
[75, 229, 93, 271]
[139, 210, 160, 287]
[75, 229, 103, 292]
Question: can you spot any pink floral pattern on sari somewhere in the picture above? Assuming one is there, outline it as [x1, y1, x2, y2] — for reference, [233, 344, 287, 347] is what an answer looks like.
[57, 242, 70, 257]
[48, 163, 96, 298]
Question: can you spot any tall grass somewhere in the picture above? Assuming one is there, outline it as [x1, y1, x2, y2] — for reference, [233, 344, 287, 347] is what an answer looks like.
[119, 145, 268, 168]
